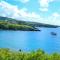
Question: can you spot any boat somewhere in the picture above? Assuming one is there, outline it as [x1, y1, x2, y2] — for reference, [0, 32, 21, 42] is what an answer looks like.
[51, 32, 57, 36]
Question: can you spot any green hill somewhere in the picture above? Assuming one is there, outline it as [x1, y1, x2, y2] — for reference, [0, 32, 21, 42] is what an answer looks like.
[0, 16, 39, 31]
[0, 16, 59, 31]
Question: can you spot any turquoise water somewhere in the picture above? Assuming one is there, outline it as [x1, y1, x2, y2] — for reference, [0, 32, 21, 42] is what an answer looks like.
[0, 27, 60, 53]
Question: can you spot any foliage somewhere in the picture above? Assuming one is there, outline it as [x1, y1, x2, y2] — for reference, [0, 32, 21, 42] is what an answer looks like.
[0, 16, 59, 29]
[0, 48, 60, 60]
[0, 21, 38, 31]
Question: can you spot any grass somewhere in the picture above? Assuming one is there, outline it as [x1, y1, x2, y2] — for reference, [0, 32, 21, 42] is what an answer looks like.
[0, 21, 38, 31]
[0, 48, 60, 60]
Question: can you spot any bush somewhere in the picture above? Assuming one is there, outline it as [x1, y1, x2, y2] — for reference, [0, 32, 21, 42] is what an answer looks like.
[0, 48, 60, 60]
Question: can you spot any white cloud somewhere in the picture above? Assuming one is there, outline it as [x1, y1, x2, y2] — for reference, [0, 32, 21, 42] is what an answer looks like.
[39, 8, 48, 12]
[15, 0, 29, 3]
[45, 12, 60, 25]
[0, 1, 60, 26]
[0, 1, 41, 21]
[39, 0, 54, 8]
[48, 12, 60, 20]
[39, 0, 48, 8]
[39, 0, 54, 12]
[52, 12, 60, 17]
[0, 1, 20, 17]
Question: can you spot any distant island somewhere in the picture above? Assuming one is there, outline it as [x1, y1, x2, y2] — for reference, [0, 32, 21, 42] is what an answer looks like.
[0, 16, 59, 31]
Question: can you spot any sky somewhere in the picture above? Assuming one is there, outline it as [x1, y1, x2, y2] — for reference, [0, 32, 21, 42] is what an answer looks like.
[0, 0, 60, 25]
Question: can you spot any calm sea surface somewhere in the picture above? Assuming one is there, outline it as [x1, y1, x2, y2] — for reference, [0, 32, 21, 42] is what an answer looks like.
[0, 27, 60, 53]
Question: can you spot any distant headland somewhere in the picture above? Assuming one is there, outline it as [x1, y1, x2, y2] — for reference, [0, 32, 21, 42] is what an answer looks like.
[0, 16, 59, 31]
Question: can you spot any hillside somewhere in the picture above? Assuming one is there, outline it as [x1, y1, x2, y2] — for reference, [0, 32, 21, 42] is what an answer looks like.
[0, 16, 39, 31]
[0, 16, 59, 31]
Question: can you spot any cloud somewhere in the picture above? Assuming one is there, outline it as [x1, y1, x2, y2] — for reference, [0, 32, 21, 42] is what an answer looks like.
[52, 12, 60, 17]
[0, 1, 41, 21]
[48, 12, 60, 20]
[39, 0, 54, 12]
[14, 0, 29, 3]
[46, 12, 60, 25]
[39, 0, 54, 8]
[39, 8, 48, 12]
[0, 1, 60, 25]
[0, 1, 19, 17]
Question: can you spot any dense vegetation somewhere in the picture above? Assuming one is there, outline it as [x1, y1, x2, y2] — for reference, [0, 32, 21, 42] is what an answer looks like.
[0, 16, 59, 30]
[0, 21, 39, 31]
[0, 48, 60, 60]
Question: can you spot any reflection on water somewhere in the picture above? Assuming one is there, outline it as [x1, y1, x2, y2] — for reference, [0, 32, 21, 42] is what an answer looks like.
[0, 27, 60, 53]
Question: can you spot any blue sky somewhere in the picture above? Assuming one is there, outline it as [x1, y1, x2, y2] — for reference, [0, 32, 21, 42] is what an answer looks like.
[0, 0, 60, 25]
